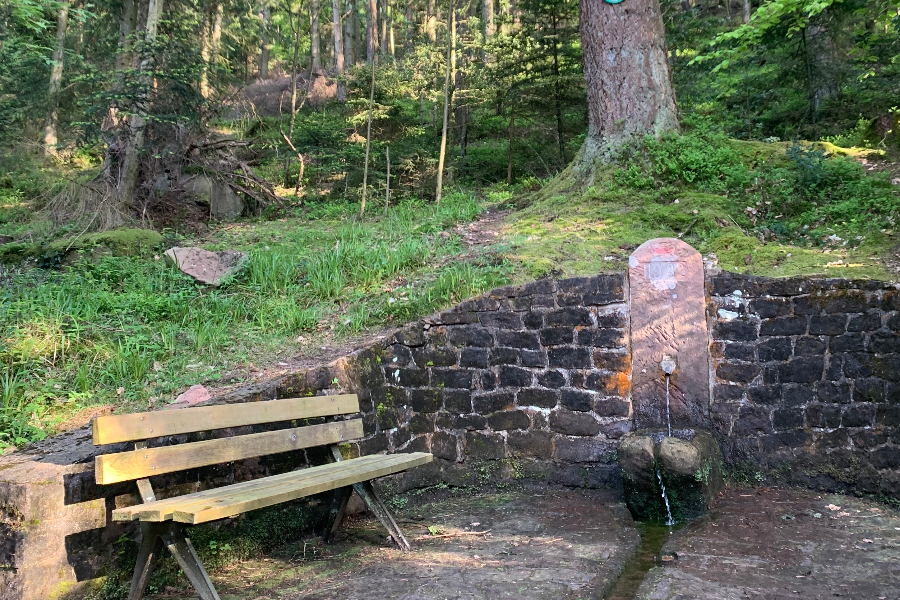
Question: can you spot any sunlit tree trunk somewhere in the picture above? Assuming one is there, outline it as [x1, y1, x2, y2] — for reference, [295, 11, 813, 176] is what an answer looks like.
[344, 0, 356, 64]
[360, 58, 376, 217]
[333, 0, 346, 99]
[311, 0, 322, 73]
[200, 0, 223, 97]
[378, 0, 388, 56]
[575, 0, 678, 165]
[435, 4, 453, 204]
[741, 0, 750, 22]
[483, 0, 494, 37]
[44, 1, 69, 157]
[425, 0, 436, 41]
[259, 4, 270, 78]
[106, 0, 135, 129]
[366, 0, 377, 62]
[120, 0, 164, 205]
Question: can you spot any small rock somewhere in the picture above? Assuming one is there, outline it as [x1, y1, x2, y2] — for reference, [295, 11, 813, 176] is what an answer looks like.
[166, 384, 211, 409]
[164, 246, 249, 286]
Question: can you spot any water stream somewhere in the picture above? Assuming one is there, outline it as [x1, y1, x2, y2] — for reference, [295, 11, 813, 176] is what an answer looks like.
[665, 373, 672, 437]
[656, 467, 675, 526]
[602, 521, 681, 600]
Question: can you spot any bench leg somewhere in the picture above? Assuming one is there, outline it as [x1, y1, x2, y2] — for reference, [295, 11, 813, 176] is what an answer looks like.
[161, 523, 221, 600]
[353, 480, 411, 551]
[128, 523, 164, 600]
[324, 486, 352, 543]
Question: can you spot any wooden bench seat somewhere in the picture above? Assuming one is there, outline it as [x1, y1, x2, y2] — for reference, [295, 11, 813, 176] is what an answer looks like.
[112, 452, 431, 524]
[92, 394, 432, 600]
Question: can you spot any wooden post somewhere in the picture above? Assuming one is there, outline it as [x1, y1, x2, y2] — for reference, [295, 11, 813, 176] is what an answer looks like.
[385, 145, 390, 214]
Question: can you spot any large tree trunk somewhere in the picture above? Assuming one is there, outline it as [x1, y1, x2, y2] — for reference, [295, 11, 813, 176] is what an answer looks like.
[378, 0, 388, 56]
[120, 0, 164, 206]
[311, 0, 323, 73]
[576, 0, 678, 163]
[483, 0, 494, 38]
[107, 0, 136, 129]
[344, 0, 356, 64]
[333, 0, 346, 99]
[741, 0, 750, 22]
[366, 0, 377, 62]
[259, 5, 270, 78]
[44, 1, 69, 157]
[435, 4, 453, 204]
[425, 0, 436, 41]
[200, 0, 223, 97]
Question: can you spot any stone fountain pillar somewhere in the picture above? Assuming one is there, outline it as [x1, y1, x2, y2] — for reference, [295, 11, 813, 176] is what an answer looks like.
[619, 238, 724, 522]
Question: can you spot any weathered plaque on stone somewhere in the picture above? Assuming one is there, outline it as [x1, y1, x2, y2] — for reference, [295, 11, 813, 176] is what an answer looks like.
[629, 238, 711, 430]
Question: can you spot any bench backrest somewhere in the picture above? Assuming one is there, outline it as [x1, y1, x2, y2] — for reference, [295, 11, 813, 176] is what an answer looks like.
[92, 395, 361, 485]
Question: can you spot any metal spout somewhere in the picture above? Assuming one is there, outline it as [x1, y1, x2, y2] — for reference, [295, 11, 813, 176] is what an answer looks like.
[660, 355, 677, 375]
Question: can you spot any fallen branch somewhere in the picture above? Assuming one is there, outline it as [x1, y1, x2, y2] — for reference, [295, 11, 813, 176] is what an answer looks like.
[413, 529, 491, 541]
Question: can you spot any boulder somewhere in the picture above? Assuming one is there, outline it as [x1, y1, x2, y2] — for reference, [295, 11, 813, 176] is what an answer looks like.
[658, 437, 701, 477]
[182, 175, 244, 221]
[164, 246, 248, 286]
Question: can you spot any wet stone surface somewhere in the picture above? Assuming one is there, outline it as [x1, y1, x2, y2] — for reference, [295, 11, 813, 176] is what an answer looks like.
[146, 487, 638, 600]
[636, 486, 900, 600]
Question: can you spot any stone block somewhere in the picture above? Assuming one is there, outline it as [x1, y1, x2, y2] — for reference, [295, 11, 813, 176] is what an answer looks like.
[723, 343, 755, 361]
[496, 330, 540, 349]
[435, 413, 487, 430]
[734, 404, 773, 435]
[596, 311, 627, 328]
[431, 369, 473, 389]
[560, 389, 593, 412]
[848, 313, 882, 332]
[489, 347, 520, 366]
[447, 326, 493, 347]
[842, 404, 876, 428]
[549, 410, 600, 436]
[478, 312, 524, 329]
[519, 349, 548, 368]
[548, 346, 592, 368]
[592, 397, 631, 417]
[539, 326, 574, 346]
[410, 389, 442, 413]
[869, 331, 900, 353]
[843, 352, 875, 378]
[594, 351, 629, 372]
[794, 336, 827, 356]
[537, 370, 567, 388]
[473, 392, 515, 414]
[577, 328, 624, 348]
[715, 320, 759, 341]
[854, 378, 885, 403]
[479, 370, 497, 391]
[782, 384, 813, 406]
[507, 431, 553, 459]
[464, 431, 506, 460]
[459, 348, 489, 368]
[876, 405, 900, 427]
[545, 307, 592, 327]
[432, 431, 460, 462]
[773, 407, 805, 430]
[523, 311, 544, 329]
[498, 365, 533, 388]
[394, 368, 428, 387]
[658, 437, 701, 476]
[412, 347, 458, 367]
[603, 420, 633, 439]
[779, 356, 825, 383]
[761, 316, 807, 336]
[792, 295, 821, 316]
[806, 403, 841, 428]
[487, 410, 531, 431]
[443, 389, 473, 414]
[875, 354, 900, 382]
[870, 445, 900, 470]
[809, 315, 847, 336]
[757, 337, 792, 362]
[517, 388, 558, 409]
[716, 361, 761, 383]
[747, 385, 782, 405]
[409, 414, 435, 434]
[817, 381, 851, 404]
[851, 428, 889, 448]
[519, 279, 557, 295]
[750, 297, 792, 318]
[554, 437, 614, 463]
[822, 291, 868, 313]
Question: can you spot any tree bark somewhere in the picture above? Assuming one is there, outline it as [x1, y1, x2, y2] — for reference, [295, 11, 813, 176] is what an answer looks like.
[378, 0, 388, 56]
[360, 57, 376, 217]
[344, 0, 356, 64]
[425, 0, 436, 41]
[741, 0, 750, 22]
[507, 108, 514, 185]
[44, 0, 69, 157]
[333, 0, 345, 100]
[120, 0, 164, 205]
[384, 145, 390, 213]
[483, 0, 494, 38]
[576, 0, 678, 163]
[311, 0, 322, 73]
[366, 0, 377, 62]
[259, 5, 270, 78]
[551, 9, 564, 166]
[107, 0, 136, 129]
[435, 3, 453, 204]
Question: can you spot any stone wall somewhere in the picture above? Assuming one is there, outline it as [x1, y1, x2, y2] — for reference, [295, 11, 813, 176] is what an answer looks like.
[708, 273, 900, 498]
[4, 268, 900, 599]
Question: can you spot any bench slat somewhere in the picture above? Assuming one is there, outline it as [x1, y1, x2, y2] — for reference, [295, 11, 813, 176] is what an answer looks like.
[96, 419, 363, 485]
[92, 395, 360, 445]
[114, 454, 409, 522]
[112, 453, 432, 524]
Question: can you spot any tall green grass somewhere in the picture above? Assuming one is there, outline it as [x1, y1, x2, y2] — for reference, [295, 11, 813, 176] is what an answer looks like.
[0, 191, 507, 448]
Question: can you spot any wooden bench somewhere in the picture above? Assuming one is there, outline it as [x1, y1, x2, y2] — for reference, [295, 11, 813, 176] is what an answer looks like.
[92, 394, 432, 600]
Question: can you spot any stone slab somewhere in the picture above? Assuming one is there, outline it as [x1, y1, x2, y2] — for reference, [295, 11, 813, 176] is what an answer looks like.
[141, 487, 639, 600]
[635, 487, 900, 600]
[629, 239, 711, 430]
[164, 247, 248, 286]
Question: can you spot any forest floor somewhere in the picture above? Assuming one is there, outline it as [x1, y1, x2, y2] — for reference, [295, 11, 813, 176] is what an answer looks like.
[134, 485, 900, 600]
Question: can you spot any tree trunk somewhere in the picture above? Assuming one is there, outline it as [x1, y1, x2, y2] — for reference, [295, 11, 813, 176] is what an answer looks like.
[387, 0, 395, 55]
[384, 145, 390, 213]
[360, 58, 376, 217]
[379, 0, 388, 56]
[199, 3, 212, 97]
[435, 4, 453, 204]
[106, 0, 135, 129]
[311, 0, 322, 74]
[44, 1, 69, 157]
[551, 10, 564, 166]
[284, 3, 303, 187]
[425, 0, 436, 41]
[483, 0, 494, 38]
[120, 0, 164, 205]
[366, 0, 377, 62]
[344, 0, 356, 64]
[259, 5, 270, 79]
[741, 0, 750, 22]
[804, 16, 838, 126]
[507, 108, 514, 185]
[333, 0, 345, 99]
[576, 0, 678, 163]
